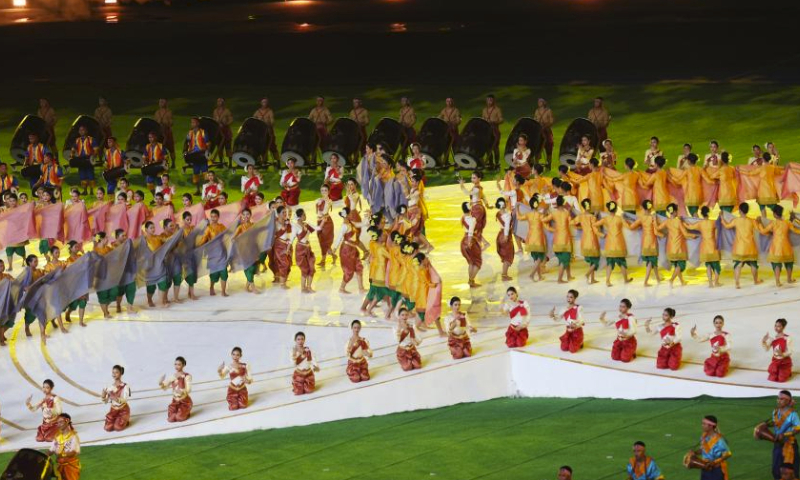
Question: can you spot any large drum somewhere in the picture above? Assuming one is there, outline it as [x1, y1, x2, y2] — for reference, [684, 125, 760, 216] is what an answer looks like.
[63, 115, 103, 161]
[232, 117, 269, 168]
[754, 422, 777, 442]
[9, 115, 49, 165]
[69, 156, 94, 169]
[368, 117, 405, 159]
[21, 165, 41, 181]
[558, 118, 599, 170]
[103, 166, 127, 183]
[504, 117, 543, 167]
[682, 452, 709, 470]
[417, 117, 451, 169]
[281, 117, 318, 167]
[453, 117, 493, 170]
[124, 117, 163, 168]
[1, 448, 55, 480]
[142, 163, 167, 177]
[322, 117, 361, 166]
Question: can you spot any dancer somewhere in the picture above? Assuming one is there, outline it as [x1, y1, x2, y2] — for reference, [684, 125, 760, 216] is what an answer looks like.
[240, 164, 263, 207]
[2, 194, 27, 271]
[549, 289, 584, 353]
[571, 198, 601, 284]
[759, 205, 800, 287]
[645, 308, 682, 371]
[293, 208, 319, 293]
[21, 254, 47, 341]
[158, 356, 193, 422]
[599, 298, 637, 363]
[767, 390, 800, 480]
[49, 413, 81, 480]
[721, 202, 762, 289]
[174, 211, 200, 301]
[572, 158, 605, 214]
[344, 177, 370, 257]
[643, 136, 663, 172]
[270, 206, 293, 288]
[707, 152, 736, 212]
[574, 135, 594, 174]
[101, 364, 131, 432]
[704, 141, 722, 167]
[395, 308, 422, 371]
[201, 171, 224, 209]
[112, 229, 138, 315]
[639, 156, 670, 214]
[234, 208, 258, 293]
[324, 153, 344, 201]
[739, 154, 783, 215]
[658, 203, 698, 287]
[315, 185, 336, 269]
[346, 320, 372, 383]
[291, 332, 319, 395]
[458, 171, 490, 249]
[334, 208, 366, 294]
[446, 296, 476, 359]
[92, 232, 116, 319]
[197, 209, 229, 296]
[460, 201, 483, 287]
[517, 196, 547, 282]
[605, 158, 641, 214]
[626, 441, 663, 480]
[502, 286, 530, 348]
[669, 153, 710, 216]
[599, 139, 617, 168]
[686, 206, 722, 288]
[495, 197, 514, 281]
[218, 347, 253, 411]
[280, 157, 302, 207]
[545, 195, 574, 284]
[690, 316, 731, 378]
[26, 379, 62, 442]
[595, 201, 633, 286]
[763, 318, 793, 383]
[361, 226, 391, 316]
[690, 415, 731, 480]
[143, 221, 170, 307]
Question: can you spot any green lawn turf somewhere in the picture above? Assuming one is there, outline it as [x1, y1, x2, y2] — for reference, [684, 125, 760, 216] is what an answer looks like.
[1, 82, 799, 206]
[0, 396, 781, 479]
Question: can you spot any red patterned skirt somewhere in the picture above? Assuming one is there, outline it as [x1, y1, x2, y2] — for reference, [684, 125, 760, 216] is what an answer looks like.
[397, 346, 422, 371]
[104, 404, 130, 432]
[292, 369, 316, 395]
[295, 242, 316, 276]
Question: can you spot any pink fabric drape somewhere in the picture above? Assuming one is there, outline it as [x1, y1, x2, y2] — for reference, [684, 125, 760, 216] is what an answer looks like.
[87, 202, 110, 235]
[126, 203, 148, 239]
[64, 204, 92, 243]
[151, 205, 175, 235]
[425, 263, 442, 327]
[208, 201, 243, 228]
[250, 203, 270, 223]
[104, 203, 129, 237]
[176, 203, 205, 228]
[35, 203, 65, 241]
[0, 203, 37, 248]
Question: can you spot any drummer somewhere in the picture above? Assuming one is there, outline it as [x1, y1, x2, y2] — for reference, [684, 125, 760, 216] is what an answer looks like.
[95, 96, 113, 146]
[212, 98, 233, 164]
[533, 98, 555, 168]
[143, 131, 169, 195]
[103, 137, 126, 195]
[154, 98, 175, 163]
[253, 97, 280, 162]
[692, 415, 731, 480]
[71, 125, 99, 195]
[37, 98, 58, 158]
[769, 390, 800, 480]
[481, 94, 504, 169]
[308, 96, 333, 148]
[349, 98, 370, 158]
[24, 132, 49, 169]
[0, 162, 19, 196]
[438, 97, 462, 150]
[398, 96, 416, 156]
[184, 117, 210, 196]
[33, 153, 64, 194]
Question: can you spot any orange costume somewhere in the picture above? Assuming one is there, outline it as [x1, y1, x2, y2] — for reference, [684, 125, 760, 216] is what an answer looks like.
[49, 428, 81, 480]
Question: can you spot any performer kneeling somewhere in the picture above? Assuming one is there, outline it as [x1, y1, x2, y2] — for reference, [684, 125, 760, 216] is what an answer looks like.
[218, 346, 253, 411]
[159, 356, 193, 422]
[292, 331, 319, 395]
[764, 318, 793, 383]
[691, 316, 731, 378]
[646, 308, 682, 371]
[101, 364, 131, 432]
[395, 308, 422, 371]
[599, 298, 637, 363]
[503, 287, 530, 348]
[446, 296, 476, 359]
[346, 320, 372, 383]
[549, 289, 584, 353]
[26, 379, 61, 442]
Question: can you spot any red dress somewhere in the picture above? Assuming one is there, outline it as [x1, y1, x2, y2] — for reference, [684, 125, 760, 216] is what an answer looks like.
[316, 199, 334, 256]
[167, 373, 193, 423]
[339, 227, 363, 282]
[35, 397, 60, 442]
[203, 183, 222, 210]
[280, 171, 301, 206]
[225, 363, 249, 411]
[610, 315, 637, 363]
[325, 166, 343, 201]
[104, 383, 131, 432]
[460, 216, 482, 268]
[346, 338, 371, 383]
[242, 176, 261, 208]
[768, 336, 793, 383]
[656, 323, 682, 371]
[504, 301, 529, 348]
[559, 305, 584, 353]
[294, 224, 317, 276]
[292, 348, 316, 395]
[495, 211, 515, 265]
[448, 313, 473, 359]
[396, 328, 422, 371]
[273, 221, 293, 278]
[704, 332, 730, 377]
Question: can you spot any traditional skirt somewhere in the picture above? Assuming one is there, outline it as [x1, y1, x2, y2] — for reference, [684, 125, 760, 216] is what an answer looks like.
[281, 187, 300, 206]
[461, 235, 483, 268]
[203, 198, 221, 210]
[292, 369, 316, 395]
[295, 242, 316, 277]
[505, 325, 529, 348]
[328, 181, 344, 201]
[273, 239, 292, 278]
[56, 458, 81, 480]
[317, 216, 334, 256]
[167, 396, 193, 423]
[226, 385, 249, 410]
[769, 357, 793, 383]
[448, 334, 472, 359]
[346, 358, 370, 383]
[704, 353, 730, 378]
[559, 328, 584, 353]
[340, 243, 363, 282]
[656, 344, 682, 371]
[396, 346, 422, 371]
[471, 203, 487, 237]
[104, 404, 130, 432]
[496, 230, 515, 265]
[36, 419, 59, 442]
[611, 337, 637, 363]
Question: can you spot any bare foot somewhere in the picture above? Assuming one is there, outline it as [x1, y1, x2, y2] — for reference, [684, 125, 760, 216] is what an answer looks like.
[358, 288, 367, 294]
[777, 282, 783, 287]
[589, 279, 599, 284]
[190, 294, 199, 300]
[307, 287, 316, 293]
[340, 288, 351, 294]
[210, 289, 216, 296]
[735, 283, 741, 289]
[557, 279, 568, 284]
[80, 322, 87, 327]
[501, 275, 512, 281]
[148, 300, 156, 308]
[59, 327, 68, 334]
[606, 281, 613, 287]
[755, 279, 764, 285]
[625, 277, 633, 284]
[644, 282, 652, 288]
[222, 291, 230, 296]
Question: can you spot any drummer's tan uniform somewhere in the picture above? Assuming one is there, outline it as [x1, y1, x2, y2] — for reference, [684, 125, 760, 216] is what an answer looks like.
[399, 106, 416, 128]
[253, 107, 275, 125]
[438, 107, 461, 128]
[481, 105, 504, 126]
[308, 106, 332, 128]
[587, 107, 610, 129]
[213, 107, 233, 128]
[38, 106, 57, 131]
[94, 105, 112, 131]
[533, 107, 554, 129]
[154, 108, 173, 130]
[349, 108, 370, 128]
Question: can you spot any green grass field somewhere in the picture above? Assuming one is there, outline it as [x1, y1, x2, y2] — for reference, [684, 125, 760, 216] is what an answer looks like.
[0, 396, 780, 479]
[1, 82, 799, 205]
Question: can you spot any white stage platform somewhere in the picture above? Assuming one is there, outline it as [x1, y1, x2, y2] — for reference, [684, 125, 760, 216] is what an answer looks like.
[1, 184, 798, 452]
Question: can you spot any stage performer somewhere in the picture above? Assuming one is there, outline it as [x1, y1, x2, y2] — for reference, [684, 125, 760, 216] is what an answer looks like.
[293, 208, 319, 293]
[33, 152, 63, 194]
[218, 347, 252, 411]
[671, 153, 712, 216]
[495, 198, 515, 281]
[212, 98, 233, 163]
[658, 203, 698, 287]
[155, 173, 175, 203]
[643, 137, 663, 173]
[92, 232, 116, 319]
[676, 143, 692, 170]
[21, 254, 46, 340]
[142, 131, 168, 194]
[361, 227, 391, 317]
[159, 356, 192, 422]
[595, 201, 633, 286]
[395, 308, 422, 371]
[95, 95, 113, 142]
[459, 171, 490, 247]
[324, 153, 344, 201]
[309, 96, 332, 149]
[70, 124, 98, 195]
[517, 196, 548, 281]
[704, 141, 722, 168]
[438, 97, 462, 150]
[686, 206, 722, 288]
[37, 98, 57, 156]
[557, 466, 573, 480]
[197, 209, 229, 296]
[765, 390, 800, 479]
[533, 98, 555, 167]
[49, 413, 80, 480]
[604, 158, 641, 214]
[767, 142, 781, 165]
[398, 96, 416, 156]
[0, 260, 14, 345]
[112, 229, 138, 315]
[385, 231, 407, 316]
[721, 202, 762, 289]
[184, 117, 210, 196]
[253, 97, 280, 161]
[26, 379, 61, 442]
[639, 156, 670, 214]
[740, 154, 784, 215]
[334, 208, 366, 294]
[759, 205, 800, 287]
[344, 177, 370, 257]
[233, 207, 258, 293]
[269, 205, 292, 286]
[689, 415, 731, 480]
[315, 185, 336, 269]
[174, 211, 200, 301]
[627, 441, 664, 480]
[1, 194, 27, 272]
[691, 316, 731, 378]
[707, 152, 736, 212]
[523, 164, 551, 199]
[763, 318, 793, 383]
[143, 221, 171, 307]
[201, 170, 224, 209]
[349, 98, 370, 157]
[238, 164, 262, 208]
[446, 296, 476, 359]
[502, 286, 530, 348]
[407, 142, 425, 171]
[459, 201, 483, 287]
[599, 298, 637, 363]
[101, 364, 131, 432]
[587, 97, 610, 143]
[572, 158, 605, 214]
[507, 134, 532, 183]
[571, 198, 601, 284]
[545, 195, 575, 284]
[103, 136, 125, 195]
[482, 94, 504, 168]
[549, 289, 584, 353]
[280, 157, 302, 207]
[346, 320, 372, 382]
[646, 308, 682, 371]
[154, 98, 175, 161]
[291, 332, 319, 395]
[574, 135, 594, 174]
[599, 139, 617, 169]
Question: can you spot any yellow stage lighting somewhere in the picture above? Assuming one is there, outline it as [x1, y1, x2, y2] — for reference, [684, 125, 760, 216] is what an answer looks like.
[12, 0, 27, 7]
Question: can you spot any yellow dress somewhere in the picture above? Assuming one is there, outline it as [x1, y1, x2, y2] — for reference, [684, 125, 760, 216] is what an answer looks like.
[411, 263, 432, 309]
[595, 215, 627, 258]
[521, 176, 550, 199]
[659, 216, 691, 261]
[640, 170, 671, 212]
[604, 170, 641, 212]
[723, 216, 758, 262]
[669, 166, 711, 207]
[742, 164, 783, 205]
[573, 171, 605, 213]
[709, 165, 737, 207]
[368, 240, 390, 286]
[760, 219, 800, 264]
[628, 214, 660, 257]
[693, 219, 721, 262]
[400, 254, 416, 297]
[144, 233, 166, 251]
[571, 213, 600, 257]
[548, 209, 573, 253]
[519, 210, 547, 253]
[387, 243, 405, 292]
[197, 222, 226, 246]
[234, 220, 253, 237]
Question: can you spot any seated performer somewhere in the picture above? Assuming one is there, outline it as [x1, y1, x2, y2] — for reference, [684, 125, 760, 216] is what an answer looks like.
[643, 136, 663, 173]
[627, 441, 664, 480]
[196, 209, 228, 297]
[599, 298, 637, 363]
[502, 286, 530, 348]
[280, 157, 302, 207]
[26, 379, 62, 442]
[346, 320, 372, 383]
[49, 413, 81, 480]
[446, 296, 476, 359]
[766, 390, 800, 480]
[218, 347, 253, 411]
[184, 117, 209, 195]
[101, 364, 131, 432]
[407, 142, 424, 171]
[143, 131, 168, 194]
[240, 164, 263, 208]
[395, 308, 422, 371]
[71, 124, 98, 195]
[574, 135, 594, 174]
[600, 139, 617, 168]
[324, 153, 344, 201]
[646, 308, 682, 371]
[763, 318, 793, 383]
[159, 356, 193, 422]
[290, 331, 319, 395]
[103, 137, 126, 195]
[155, 173, 175, 203]
[201, 171, 224, 209]
[549, 289, 584, 353]
[33, 152, 64, 193]
[691, 316, 731, 378]
[704, 140, 722, 168]
[688, 415, 731, 480]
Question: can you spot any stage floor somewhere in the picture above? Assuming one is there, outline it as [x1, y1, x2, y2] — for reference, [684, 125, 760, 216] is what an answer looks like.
[1, 184, 798, 452]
